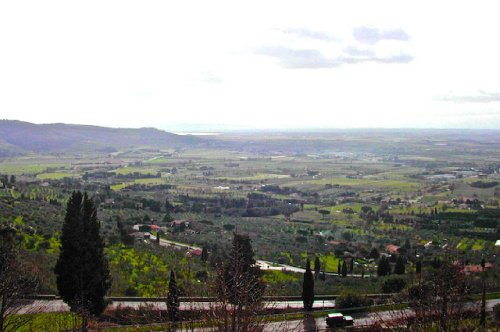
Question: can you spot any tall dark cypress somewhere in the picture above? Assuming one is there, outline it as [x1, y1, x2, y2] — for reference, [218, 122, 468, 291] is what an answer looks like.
[302, 259, 314, 311]
[415, 260, 422, 274]
[341, 260, 348, 277]
[377, 257, 387, 276]
[201, 247, 208, 262]
[55, 192, 111, 319]
[167, 269, 179, 322]
[394, 256, 405, 275]
[218, 233, 264, 306]
[314, 256, 321, 279]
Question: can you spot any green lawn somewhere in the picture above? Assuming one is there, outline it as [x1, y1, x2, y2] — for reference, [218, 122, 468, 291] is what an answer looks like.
[111, 178, 167, 190]
[263, 270, 300, 283]
[112, 166, 161, 175]
[37, 172, 78, 180]
[215, 173, 290, 181]
[0, 163, 69, 175]
[11, 312, 81, 332]
[288, 177, 419, 191]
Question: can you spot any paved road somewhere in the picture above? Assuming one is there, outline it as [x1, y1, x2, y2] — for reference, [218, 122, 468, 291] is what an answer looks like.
[19, 299, 499, 331]
[148, 233, 202, 252]
[146, 236, 370, 278]
[256, 260, 372, 278]
[262, 299, 500, 331]
[18, 299, 336, 314]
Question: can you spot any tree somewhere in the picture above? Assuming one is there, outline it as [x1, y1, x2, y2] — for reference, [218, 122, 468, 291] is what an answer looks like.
[382, 277, 406, 293]
[394, 256, 405, 275]
[377, 256, 391, 276]
[318, 209, 330, 219]
[349, 258, 354, 273]
[156, 231, 160, 244]
[167, 270, 179, 322]
[1, 175, 8, 188]
[337, 260, 341, 275]
[162, 212, 173, 224]
[0, 226, 39, 332]
[369, 248, 380, 260]
[397, 259, 479, 331]
[313, 256, 320, 279]
[211, 233, 265, 331]
[165, 198, 174, 213]
[201, 247, 208, 262]
[480, 258, 486, 328]
[218, 233, 264, 305]
[302, 259, 314, 311]
[341, 260, 348, 277]
[415, 259, 422, 274]
[55, 191, 111, 330]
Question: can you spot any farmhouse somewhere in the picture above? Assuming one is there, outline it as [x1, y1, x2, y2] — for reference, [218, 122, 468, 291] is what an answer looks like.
[171, 220, 189, 228]
[386, 244, 400, 254]
[462, 263, 493, 274]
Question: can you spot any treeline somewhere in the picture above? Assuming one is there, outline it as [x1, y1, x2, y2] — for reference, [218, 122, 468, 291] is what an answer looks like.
[0, 174, 16, 188]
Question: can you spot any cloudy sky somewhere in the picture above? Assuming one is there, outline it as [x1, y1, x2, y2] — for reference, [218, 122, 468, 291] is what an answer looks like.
[1, 0, 500, 130]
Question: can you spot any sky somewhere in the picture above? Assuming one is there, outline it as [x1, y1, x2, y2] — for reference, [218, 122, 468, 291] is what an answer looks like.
[1, 0, 500, 131]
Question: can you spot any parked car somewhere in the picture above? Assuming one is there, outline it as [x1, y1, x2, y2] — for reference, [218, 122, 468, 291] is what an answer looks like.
[326, 312, 354, 328]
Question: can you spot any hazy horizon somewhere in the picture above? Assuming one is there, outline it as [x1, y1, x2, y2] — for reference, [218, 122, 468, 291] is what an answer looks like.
[4, 118, 500, 133]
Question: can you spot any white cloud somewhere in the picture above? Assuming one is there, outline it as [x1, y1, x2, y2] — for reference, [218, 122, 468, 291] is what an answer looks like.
[353, 26, 410, 44]
[0, 0, 500, 129]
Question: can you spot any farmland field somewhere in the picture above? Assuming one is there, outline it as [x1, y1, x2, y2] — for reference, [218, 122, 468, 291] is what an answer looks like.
[1, 129, 499, 299]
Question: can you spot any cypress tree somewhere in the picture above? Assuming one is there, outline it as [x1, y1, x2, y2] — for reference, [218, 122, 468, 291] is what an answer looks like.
[377, 257, 387, 276]
[302, 259, 314, 311]
[218, 233, 264, 306]
[55, 192, 111, 325]
[314, 256, 321, 279]
[394, 256, 405, 275]
[156, 231, 160, 244]
[415, 260, 422, 274]
[385, 257, 392, 275]
[167, 269, 179, 322]
[341, 260, 348, 277]
[201, 247, 208, 262]
[337, 260, 341, 275]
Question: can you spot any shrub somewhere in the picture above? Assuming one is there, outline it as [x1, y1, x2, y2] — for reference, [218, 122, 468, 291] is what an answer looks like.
[494, 304, 500, 323]
[336, 291, 372, 309]
[295, 236, 307, 243]
[382, 277, 406, 293]
[223, 224, 235, 231]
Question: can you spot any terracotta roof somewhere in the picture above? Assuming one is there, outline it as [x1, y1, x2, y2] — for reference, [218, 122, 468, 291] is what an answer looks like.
[386, 244, 400, 254]
[189, 248, 203, 256]
[462, 263, 493, 273]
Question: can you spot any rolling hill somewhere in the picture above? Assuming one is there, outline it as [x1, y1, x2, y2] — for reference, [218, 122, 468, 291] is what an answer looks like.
[0, 120, 203, 155]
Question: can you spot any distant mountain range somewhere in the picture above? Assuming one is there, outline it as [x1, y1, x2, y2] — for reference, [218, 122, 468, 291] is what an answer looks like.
[0, 120, 203, 156]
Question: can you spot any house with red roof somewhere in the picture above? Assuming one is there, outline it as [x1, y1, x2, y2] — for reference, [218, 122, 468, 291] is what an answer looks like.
[386, 244, 400, 254]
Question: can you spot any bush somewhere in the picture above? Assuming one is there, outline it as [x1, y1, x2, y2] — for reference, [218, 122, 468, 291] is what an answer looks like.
[382, 277, 406, 293]
[295, 236, 307, 243]
[336, 291, 372, 309]
[223, 224, 235, 231]
[494, 304, 500, 323]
